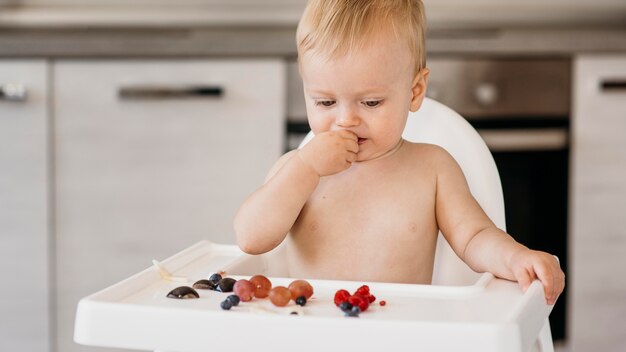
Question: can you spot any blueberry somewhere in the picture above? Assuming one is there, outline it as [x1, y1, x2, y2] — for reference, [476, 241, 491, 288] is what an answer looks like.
[290, 311, 298, 315]
[226, 294, 240, 306]
[208, 273, 223, 285]
[295, 296, 307, 306]
[339, 301, 353, 312]
[345, 306, 361, 317]
[220, 299, 233, 310]
[215, 278, 236, 292]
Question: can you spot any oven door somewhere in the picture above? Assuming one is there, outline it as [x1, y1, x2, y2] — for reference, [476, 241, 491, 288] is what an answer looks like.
[473, 121, 569, 342]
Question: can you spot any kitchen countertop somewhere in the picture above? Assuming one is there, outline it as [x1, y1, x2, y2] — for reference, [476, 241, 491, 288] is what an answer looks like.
[1, 26, 626, 58]
[1, 3, 625, 58]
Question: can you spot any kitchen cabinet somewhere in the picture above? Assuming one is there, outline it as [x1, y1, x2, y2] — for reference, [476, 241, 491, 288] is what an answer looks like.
[0, 60, 51, 352]
[53, 59, 285, 352]
[571, 54, 626, 351]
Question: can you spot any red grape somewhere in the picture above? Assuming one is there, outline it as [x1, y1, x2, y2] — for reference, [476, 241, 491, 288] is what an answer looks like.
[288, 280, 314, 301]
[233, 279, 255, 302]
[249, 275, 272, 298]
[268, 286, 291, 307]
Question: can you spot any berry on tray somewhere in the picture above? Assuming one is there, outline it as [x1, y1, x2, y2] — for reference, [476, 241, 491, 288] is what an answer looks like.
[348, 294, 369, 312]
[249, 275, 272, 298]
[295, 296, 307, 306]
[379, 300, 386, 306]
[220, 299, 233, 310]
[345, 306, 361, 317]
[233, 279, 256, 301]
[339, 301, 353, 312]
[334, 289, 351, 306]
[208, 273, 223, 285]
[166, 286, 199, 299]
[288, 280, 314, 301]
[226, 295, 240, 306]
[268, 286, 291, 307]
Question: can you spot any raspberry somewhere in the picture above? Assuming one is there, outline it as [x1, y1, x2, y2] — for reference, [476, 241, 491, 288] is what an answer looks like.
[368, 294, 376, 303]
[334, 289, 351, 306]
[348, 294, 369, 312]
[355, 285, 370, 297]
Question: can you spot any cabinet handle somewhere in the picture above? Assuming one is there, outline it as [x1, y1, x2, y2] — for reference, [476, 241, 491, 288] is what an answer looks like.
[601, 79, 626, 92]
[0, 83, 27, 102]
[118, 85, 224, 100]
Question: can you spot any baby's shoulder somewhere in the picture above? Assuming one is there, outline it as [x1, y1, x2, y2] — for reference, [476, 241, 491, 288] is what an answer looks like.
[403, 141, 456, 165]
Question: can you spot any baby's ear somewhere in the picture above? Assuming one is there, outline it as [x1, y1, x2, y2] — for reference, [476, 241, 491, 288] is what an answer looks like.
[410, 68, 430, 112]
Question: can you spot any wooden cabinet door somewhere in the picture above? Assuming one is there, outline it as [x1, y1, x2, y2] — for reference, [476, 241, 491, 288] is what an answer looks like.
[0, 60, 50, 352]
[54, 59, 284, 352]
[571, 54, 626, 352]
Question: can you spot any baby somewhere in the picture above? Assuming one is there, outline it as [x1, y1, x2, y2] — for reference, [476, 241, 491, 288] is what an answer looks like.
[234, 0, 565, 305]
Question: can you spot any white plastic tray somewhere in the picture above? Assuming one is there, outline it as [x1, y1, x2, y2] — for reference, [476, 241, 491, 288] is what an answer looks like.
[74, 241, 554, 352]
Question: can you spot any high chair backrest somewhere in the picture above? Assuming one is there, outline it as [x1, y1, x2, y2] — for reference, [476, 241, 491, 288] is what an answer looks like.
[298, 97, 506, 286]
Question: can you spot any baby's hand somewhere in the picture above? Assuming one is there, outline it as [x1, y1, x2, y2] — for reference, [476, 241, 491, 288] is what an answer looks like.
[509, 249, 565, 305]
[298, 130, 359, 176]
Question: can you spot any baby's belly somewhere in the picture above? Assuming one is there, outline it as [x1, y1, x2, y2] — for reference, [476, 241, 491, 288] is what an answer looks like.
[284, 228, 438, 284]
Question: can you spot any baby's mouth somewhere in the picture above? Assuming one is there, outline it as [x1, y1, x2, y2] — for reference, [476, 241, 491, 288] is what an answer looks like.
[357, 137, 367, 145]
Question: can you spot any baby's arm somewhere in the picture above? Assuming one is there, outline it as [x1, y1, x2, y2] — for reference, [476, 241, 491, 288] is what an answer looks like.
[433, 146, 565, 305]
[234, 130, 358, 254]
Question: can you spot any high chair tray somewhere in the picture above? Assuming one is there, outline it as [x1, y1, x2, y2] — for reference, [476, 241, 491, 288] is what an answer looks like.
[74, 241, 553, 352]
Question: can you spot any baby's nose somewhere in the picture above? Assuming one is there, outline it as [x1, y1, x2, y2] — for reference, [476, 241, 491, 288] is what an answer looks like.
[335, 107, 361, 127]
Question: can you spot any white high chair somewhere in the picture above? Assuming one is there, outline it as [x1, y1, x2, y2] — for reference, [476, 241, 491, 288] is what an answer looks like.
[73, 98, 556, 352]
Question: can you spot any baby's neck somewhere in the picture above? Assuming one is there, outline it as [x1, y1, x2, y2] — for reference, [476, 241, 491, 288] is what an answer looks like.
[357, 138, 405, 164]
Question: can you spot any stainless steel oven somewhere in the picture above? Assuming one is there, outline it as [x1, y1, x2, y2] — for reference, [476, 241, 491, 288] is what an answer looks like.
[286, 57, 570, 341]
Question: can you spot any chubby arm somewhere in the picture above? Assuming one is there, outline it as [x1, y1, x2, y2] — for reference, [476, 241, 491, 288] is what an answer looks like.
[433, 146, 565, 304]
[233, 130, 358, 255]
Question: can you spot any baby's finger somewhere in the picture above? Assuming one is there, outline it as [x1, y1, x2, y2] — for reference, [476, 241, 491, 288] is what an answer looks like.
[346, 151, 358, 163]
[513, 265, 533, 293]
[533, 263, 555, 304]
[338, 129, 358, 141]
[344, 139, 359, 153]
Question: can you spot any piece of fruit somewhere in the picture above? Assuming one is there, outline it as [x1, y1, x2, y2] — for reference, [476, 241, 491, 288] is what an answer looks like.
[367, 294, 376, 303]
[166, 286, 199, 299]
[220, 299, 233, 310]
[345, 306, 361, 317]
[192, 279, 216, 290]
[295, 296, 307, 306]
[268, 286, 291, 307]
[233, 279, 255, 301]
[355, 285, 370, 297]
[215, 278, 236, 292]
[339, 301, 353, 312]
[348, 294, 369, 312]
[226, 295, 240, 306]
[249, 275, 272, 298]
[379, 300, 386, 306]
[208, 273, 222, 285]
[288, 280, 314, 301]
[334, 289, 351, 306]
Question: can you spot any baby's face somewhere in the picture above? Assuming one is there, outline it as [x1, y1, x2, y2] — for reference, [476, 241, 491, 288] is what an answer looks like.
[300, 32, 424, 162]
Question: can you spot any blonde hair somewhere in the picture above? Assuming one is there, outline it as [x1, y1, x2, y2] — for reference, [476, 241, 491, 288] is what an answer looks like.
[296, 0, 427, 74]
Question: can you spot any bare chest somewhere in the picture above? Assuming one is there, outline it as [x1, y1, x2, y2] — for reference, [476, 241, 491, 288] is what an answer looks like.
[287, 166, 439, 283]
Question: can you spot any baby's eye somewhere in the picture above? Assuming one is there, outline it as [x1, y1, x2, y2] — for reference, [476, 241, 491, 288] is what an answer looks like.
[363, 100, 383, 107]
[315, 100, 336, 107]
